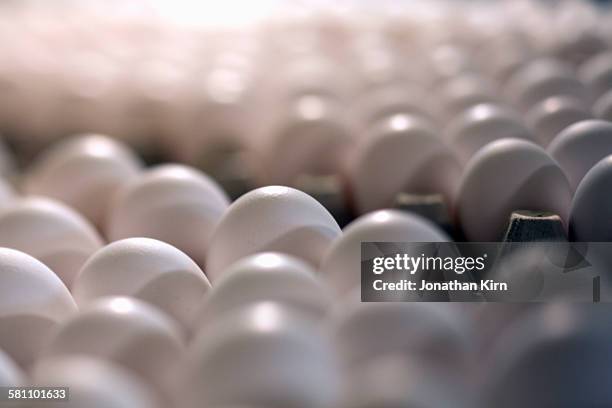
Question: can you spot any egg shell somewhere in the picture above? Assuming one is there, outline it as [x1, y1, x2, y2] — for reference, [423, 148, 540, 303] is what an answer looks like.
[23, 134, 143, 230]
[504, 59, 588, 112]
[42, 297, 183, 401]
[548, 119, 612, 192]
[593, 88, 612, 121]
[107, 164, 230, 266]
[349, 114, 461, 214]
[341, 355, 472, 408]
[196, 252, 331, 329]
[445, 103, 533, 164]
[569, 155, 612, 241]
[0, 348, 24, 387]
[578, 51, 612, 101]
[72, 238, 211, 333]
[525, 96, 592, 146]
[457, 138, 572, 241]
[0, 197, 103, 288]
[181, 302, 339, 408]
[434, 74, 499, 121]
[0, 248, 77, 369]
[261, 95, 352, 185]
[320, 210, 450, 295]
[206, 186, 341, 282]
[349, 84, 435, 129]
[32, 356, 159, 408]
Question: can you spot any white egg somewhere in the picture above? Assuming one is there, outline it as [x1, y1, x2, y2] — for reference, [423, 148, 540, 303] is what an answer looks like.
[429, 44, 474, 83]
[41, 297, 183, 401]
[107, 164, 230, 266]
[349, 84, 435, 129]
[525, 96, 592, 146]
[196, 252, 331, 329]
[72, 238, 211, 333]
[348, 114, 461, 214]
[0, 348, 24, 387]
[548, 120, 612, 192]
[578, 51, 612, 101]
[0, 197, 103, 288]
[32, 356, 159, 408]
[180, 302, 339, 408]
[261, 95, 352, 185]
[331, 301, 472, 373]
[434, 74, 499, 121]
[457, 138, 572, 241]
[23, 134, 143, 230]
[569, 155, 612, 241]
[0, 248, 77, 369]
[504, 59, 588, 112]
[484, 304, 612, 407]
[593, 88, 612, 121]
[206, 186, 341, 282]
[319, 210, 450, 295]
[445, 103, 532, 164]
[341, 355, 472, 408]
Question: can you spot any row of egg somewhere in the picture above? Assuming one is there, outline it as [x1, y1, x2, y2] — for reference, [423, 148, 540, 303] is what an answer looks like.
[0, 1, 611, 160]
[0, 129, 610, 406]
[1, 2, 612, 407]
[2, 236, 612, 407]
[5, 115, 612, 257]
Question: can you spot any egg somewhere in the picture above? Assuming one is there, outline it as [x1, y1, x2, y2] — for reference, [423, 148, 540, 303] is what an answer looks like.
[261, 95, 352, 185]
[504, 58, 588, 112]
[23, 134, 143, 230]
[349, 84, 435, 130]
[72, 238, 211, 333]
[319, 210, 450, 295]
[568, 155, 612, 241]
[340, 355, 472, 408]
[107, 164, 230, 266]
[195, 252, 331, 329]
[331, 301, 472, 373]
[445, 103, 532, 164]
[593, 88, 612, 121]
[434, 74, 499, 121]
[348, 114, 461, 214]
[41, 297, 183, 401]
[548, 120, 612, 192]
[206, 186, 341, 282]
[578, 51, 612, 101]
[0, 248, 77, 369]
[180, 302, 339, 408]
[0, 197, 103, 288]
[525, 96, 592, 146]
[32, 356, 159, 408]
[484, 304, 612, 407]
[0, 347, 24, 387]
[456, 138, 572, 241]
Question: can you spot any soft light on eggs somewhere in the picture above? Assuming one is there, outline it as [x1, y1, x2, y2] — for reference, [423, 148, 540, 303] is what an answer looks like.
[0, 248, 77, 369]
[107, 164, 230, 266]
[72, 237, 211, 333]
[206, 186, 341, 282]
